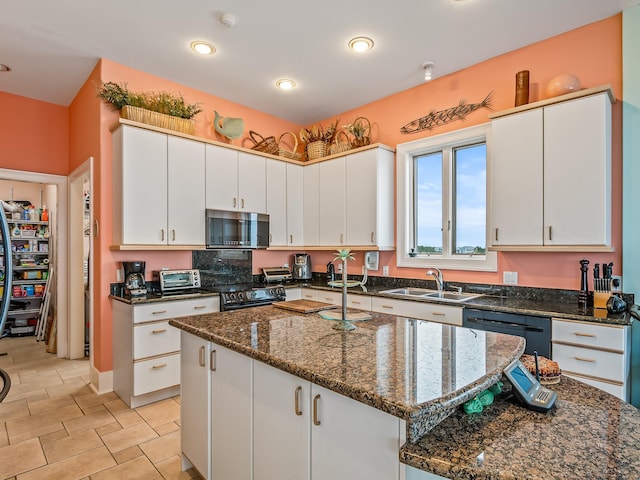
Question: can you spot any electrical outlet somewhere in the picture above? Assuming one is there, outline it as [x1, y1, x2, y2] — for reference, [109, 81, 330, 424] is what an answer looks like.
[612, 275, 623, 294]
[283, 263, 289, 268]
[382, 266, 389, 277]
[337, 263, 343, 274]
[503, 271, 518, 285]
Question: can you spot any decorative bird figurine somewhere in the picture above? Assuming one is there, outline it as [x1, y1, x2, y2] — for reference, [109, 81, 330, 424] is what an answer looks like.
[213, 111, 244, 140]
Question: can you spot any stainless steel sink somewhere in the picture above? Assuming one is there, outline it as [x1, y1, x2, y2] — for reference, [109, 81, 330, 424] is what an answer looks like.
[380, 287, 436, 296]
[423, 291, 483, 302]
[380, 288, 482, 303]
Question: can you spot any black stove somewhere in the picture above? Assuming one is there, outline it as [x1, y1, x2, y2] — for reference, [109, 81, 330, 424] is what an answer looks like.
[201, 283, 286, 311]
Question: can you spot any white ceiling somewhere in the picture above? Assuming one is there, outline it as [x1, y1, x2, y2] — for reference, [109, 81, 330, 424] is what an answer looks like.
[1, 0, 638, 125]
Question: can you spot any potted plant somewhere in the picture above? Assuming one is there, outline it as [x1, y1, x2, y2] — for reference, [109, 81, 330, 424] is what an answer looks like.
[344, 117, 371, 148]
[96, 81, 202, 134]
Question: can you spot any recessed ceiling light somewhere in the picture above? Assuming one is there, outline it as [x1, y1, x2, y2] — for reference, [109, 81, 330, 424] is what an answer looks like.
[276, 79, 296, 90]
[348, 37, 374, 53]
[190, 41, 216, 55]
[0, 63, 10, 72]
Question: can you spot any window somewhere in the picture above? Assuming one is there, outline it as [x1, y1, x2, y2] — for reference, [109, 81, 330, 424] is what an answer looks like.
[396, 124, 496, 271]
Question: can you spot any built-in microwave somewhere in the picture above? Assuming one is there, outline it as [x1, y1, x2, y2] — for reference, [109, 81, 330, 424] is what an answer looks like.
[205, 209, 269, 249]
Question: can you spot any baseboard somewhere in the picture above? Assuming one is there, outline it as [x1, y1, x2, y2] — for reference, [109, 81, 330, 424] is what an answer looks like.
[89, 366, 113, 395]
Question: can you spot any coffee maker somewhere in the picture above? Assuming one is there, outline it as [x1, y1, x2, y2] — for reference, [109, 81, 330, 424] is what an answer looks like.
[123, 261, 147, 297]
[292, 254, 312, 281]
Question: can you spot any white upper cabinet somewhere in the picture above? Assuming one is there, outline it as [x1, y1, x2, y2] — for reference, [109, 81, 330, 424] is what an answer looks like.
[286, 163, 304, 247]
[303, 163, 320, 246]
[346, 148, 395, 249]
[205, 145, 266, 214]
[266, 160, 304, 247]
[318, 156, 347, 246]
[490, 88, 612, 250]
[112, 125, 205, 246]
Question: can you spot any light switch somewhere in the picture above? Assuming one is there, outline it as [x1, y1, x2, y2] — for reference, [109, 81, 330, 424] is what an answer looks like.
[503, 271, 518, 285]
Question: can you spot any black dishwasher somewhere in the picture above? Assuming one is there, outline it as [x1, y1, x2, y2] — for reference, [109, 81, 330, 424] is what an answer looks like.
[462, 308, 551, 357]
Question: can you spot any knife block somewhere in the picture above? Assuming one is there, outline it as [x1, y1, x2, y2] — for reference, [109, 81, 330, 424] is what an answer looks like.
[593, 291, 611, 309]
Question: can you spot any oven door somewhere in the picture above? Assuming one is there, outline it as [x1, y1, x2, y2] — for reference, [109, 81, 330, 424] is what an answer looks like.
[220, 299, 274, 312]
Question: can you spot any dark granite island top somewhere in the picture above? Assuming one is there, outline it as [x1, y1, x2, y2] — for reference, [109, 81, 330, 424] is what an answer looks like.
[170, 305, 525, 443]
[401, 376, 640, 479]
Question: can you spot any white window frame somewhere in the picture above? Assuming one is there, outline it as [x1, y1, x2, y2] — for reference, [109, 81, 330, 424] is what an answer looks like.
[396, 123, 497, 272]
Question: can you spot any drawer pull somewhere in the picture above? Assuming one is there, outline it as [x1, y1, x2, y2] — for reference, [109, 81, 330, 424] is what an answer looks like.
[351, 301, 362, 305]
[574, 332, 596, 338]
[294, 386, 303, 416]
[574, 356, 595, 363]
[198, 345, 205, 367]
[151, 329, 167, 334]
[193, 305, 207, 310]
[152, 310, 168, 315]
[431, 312, 446, 317]
[381, 305, 394, 309]
[313, 394, 321, 426]
[152, 363, 167, 369]
[210, 350, 217, 372]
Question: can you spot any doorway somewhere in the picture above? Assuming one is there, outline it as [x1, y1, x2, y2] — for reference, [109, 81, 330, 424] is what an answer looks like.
[0, 168, 68, 357]
[69, 159, 93, 361]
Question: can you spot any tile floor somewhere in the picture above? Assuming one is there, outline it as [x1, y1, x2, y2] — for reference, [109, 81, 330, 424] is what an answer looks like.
[0, 336, 200, 480]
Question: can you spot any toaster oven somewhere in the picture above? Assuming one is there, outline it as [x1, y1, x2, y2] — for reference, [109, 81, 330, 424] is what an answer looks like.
[152, 269, 201, 293]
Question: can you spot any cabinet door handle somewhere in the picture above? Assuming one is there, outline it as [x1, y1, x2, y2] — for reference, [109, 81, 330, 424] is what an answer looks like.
[574, 332, 596, 338]
[431, 312, 446, 317]
[303, 294, 314, 299]
[289, 234, 293, 244]
[161, 229, 165, 241]
[151, 329, 167, 334]
[313, 394, 321, 425]
[340, 233, 344, 244]
[152, 310, 168, 315]
[294, 386, 303, 416]
[233, 197, 237, 208]
[381, 305, 394, 310]
[495, 228, 499, 242]
[241, 198, 245, 209]
[548, 226, 553, 241]
[575, 356, 595, 363]
[371, 232, 375, 243]
[193, 305, 207, 310]
[172, 229, 176, 241]
[351, 301, 362, 305]
[269, 233, 272, 243]
[198, 345, 205, 367]
[210, 349, 217, 371]
[152, 363, 167, 369]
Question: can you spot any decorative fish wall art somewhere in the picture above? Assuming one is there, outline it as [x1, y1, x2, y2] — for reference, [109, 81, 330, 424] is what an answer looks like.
[400, 92, 493, 134]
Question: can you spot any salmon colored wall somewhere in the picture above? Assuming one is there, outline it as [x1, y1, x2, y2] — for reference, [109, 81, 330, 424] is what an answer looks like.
[305, 15, 623, 292]
[84, 59, 305, 373]
[1, 16, 624, 377]
[0, 92, 68, 175]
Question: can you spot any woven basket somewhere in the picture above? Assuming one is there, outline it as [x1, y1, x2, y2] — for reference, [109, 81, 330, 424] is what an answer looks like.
[121, 105, 195, 135]
[349, 116, 371, 148]
[330, 131, 351, 155]
[249, 130, 279, 155]
[306, 140, 328, 161]
[278, 131, 301, 160]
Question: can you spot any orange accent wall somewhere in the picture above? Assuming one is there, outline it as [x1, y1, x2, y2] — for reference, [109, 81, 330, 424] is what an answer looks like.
[0, 92, 69, 174]
[2, 15, 623, 376]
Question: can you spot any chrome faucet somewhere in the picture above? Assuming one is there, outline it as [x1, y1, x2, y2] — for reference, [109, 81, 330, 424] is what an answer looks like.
[426, 268, 444, 291]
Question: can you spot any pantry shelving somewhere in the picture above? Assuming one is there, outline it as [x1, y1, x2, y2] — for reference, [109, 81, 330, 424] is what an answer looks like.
[1, 219, 51, 337]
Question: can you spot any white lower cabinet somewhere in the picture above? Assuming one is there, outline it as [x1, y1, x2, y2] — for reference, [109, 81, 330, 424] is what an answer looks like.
[253, 360, 403, 480]
[552, 318, 630, 400]
[112, 296, 218, 408]
[181, 331, 210, 478]
[371, 297, 462, 326]
[180, 333, 252, 480]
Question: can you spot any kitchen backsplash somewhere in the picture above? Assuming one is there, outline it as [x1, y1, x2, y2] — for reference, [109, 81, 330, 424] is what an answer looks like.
[192, 250, 253, 288]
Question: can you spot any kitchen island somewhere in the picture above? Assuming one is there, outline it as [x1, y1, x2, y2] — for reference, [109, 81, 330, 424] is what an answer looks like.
[170, 304, 640, 480]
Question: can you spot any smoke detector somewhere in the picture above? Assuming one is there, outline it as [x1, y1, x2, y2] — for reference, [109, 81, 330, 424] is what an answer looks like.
[219, 13, 237, 28]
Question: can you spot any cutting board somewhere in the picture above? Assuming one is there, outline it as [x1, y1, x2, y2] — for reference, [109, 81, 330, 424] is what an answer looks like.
[273, 299, 338, 314]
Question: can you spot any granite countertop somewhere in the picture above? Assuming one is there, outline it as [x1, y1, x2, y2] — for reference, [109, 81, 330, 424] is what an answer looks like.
[169, 305, 525, 443]
[401, 375, 640, 479]
[109, 290, 219, 304]
[299, 282, 634, 326]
